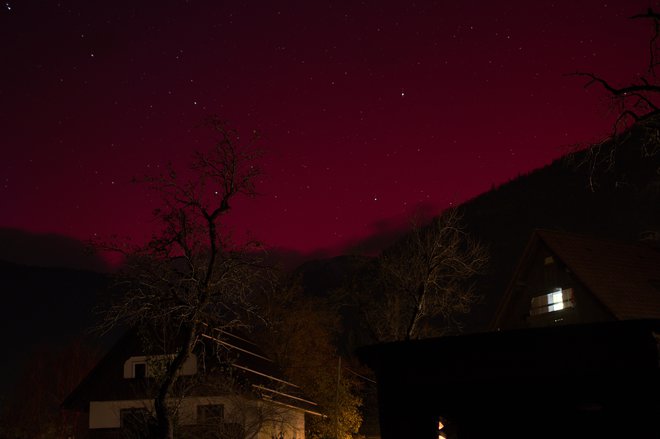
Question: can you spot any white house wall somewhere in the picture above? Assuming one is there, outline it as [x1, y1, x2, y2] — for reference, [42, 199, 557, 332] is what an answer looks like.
[89, 396, 305, 439]
[89, 399, 154, 429]
[122, 354, 198, 378]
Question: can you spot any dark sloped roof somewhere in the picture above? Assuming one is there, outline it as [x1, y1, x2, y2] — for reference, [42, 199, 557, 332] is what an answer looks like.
[536, 230, 660, 320]
[62, 328, 143, 409]
[493, 229, 660, 328]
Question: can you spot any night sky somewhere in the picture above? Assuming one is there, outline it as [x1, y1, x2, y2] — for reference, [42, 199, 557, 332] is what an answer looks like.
[0, 0, 651, 264]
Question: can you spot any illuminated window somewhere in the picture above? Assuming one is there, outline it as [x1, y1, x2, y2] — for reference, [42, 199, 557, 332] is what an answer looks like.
[438, 416, 447, 439]
[530, 288, 574, 315]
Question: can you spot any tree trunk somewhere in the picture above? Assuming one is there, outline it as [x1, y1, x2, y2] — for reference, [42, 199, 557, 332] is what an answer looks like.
[405, 284, 426, 340]
[154, 325, 196, 439]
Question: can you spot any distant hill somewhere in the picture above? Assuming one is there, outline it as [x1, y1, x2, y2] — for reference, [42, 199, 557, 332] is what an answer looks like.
[0, 228, 109, 272]
[0, 261, 108, 396]
[294, 130, 660, 344]
[460, 134, 660, 332]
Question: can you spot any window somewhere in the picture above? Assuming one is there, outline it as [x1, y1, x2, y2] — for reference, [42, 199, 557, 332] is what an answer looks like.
[437, 416, 452, 439]
[530, 288, 574, 315]
[438, 418, 447, 439]
[133, 362, 147, 378]
[124, 354, 197, 379]
[120, 408, 150, 433]
[124, 357, 150, 379]
[197, 404, 224, 425]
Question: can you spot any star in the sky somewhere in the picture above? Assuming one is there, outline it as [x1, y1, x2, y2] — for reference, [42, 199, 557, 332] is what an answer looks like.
[0, 0, 642, 258]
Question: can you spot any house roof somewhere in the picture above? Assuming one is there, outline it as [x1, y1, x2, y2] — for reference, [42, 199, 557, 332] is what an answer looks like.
[360, 318, 660, 382]
[493, 229, 660, 328]
[62, 328, 141, 410]
[358, 319, 660, 438]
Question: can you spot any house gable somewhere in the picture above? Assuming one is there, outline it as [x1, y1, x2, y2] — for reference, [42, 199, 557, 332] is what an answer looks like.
[493, 229, 660, 331]
[64, 328, 318, 439]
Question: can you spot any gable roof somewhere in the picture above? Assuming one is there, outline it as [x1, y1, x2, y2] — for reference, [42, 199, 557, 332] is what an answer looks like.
[493, 229, 660, 328]
[62, 328, 142, 409]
